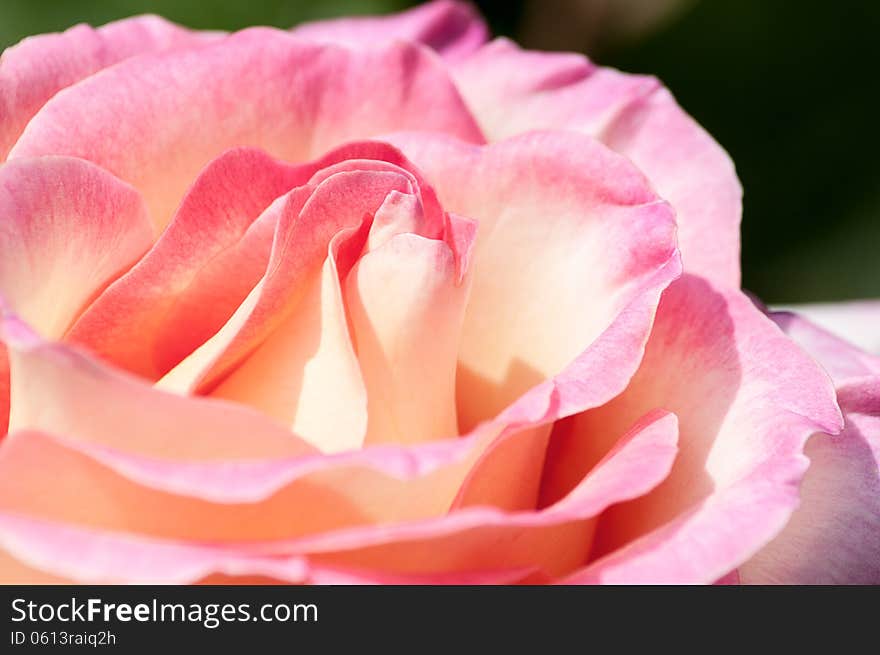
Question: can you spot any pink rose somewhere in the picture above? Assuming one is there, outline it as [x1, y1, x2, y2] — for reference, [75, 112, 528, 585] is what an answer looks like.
[0, 1, 876, 584]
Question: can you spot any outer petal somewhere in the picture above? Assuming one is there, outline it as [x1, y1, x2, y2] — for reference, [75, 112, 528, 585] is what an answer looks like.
[739, 312, 880, 584]
[450, 38, 743, 287]
[0, 512, 309, 584]
[291, 0, 488, 60]
[0, 512, 532, 584]
[388, 131, 679, 431]
[740, 378, 880, 584]
[2, 312, 314, 460]
[770, 310, 880, 381]
[0, 15, 218, 160]
[551, 276, 843, 583]
[242, 410, 679, 579]
[10, 29, 484, 230]
[0, 156, 152, 339]
[773, 301, 880, 356]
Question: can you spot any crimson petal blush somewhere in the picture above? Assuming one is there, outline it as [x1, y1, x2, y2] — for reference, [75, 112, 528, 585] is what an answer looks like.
[0, 0, 875, 584]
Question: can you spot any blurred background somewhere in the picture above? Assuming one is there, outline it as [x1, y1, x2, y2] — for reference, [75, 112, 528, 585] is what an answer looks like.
[2, 0, 877, 303]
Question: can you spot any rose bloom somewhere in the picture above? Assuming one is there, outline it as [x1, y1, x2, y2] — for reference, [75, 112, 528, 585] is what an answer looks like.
[0, 1, 877, 584]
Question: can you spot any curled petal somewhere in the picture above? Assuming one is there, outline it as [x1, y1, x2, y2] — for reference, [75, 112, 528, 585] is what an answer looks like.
[346, 228, 474, 446]
[67, 148, 307, 379]
[209, 222, 370, 453]
[770, 310, 880, 381]
[389, 130, 680, 431]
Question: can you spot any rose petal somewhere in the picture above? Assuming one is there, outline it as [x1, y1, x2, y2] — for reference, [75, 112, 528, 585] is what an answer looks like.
[450, 38, 742, 287]
[770, 310, 880, 381]
[0, 426, 501, 542]
[243, 410, 679, 579]
[1, 312, 314, 459]
[388, 131, 679, 431]
[346, 230, 473, 446]
[163, 162, 438, 450]
[551, 275, 843, 583]
[738, 312, 880, 584]
[291, 0, 488, 61]
[0, 511, 309, 584]
[154, 171, 403, 392]
[0, 156, 152, 341]
[0, 511, 534, 584]
[0, 305, 679, 575]
[0, 15, 218, 160]
[69, 141, 442, 385]
[0, 353, 8, 435]
[0, 316, 544, 538]
[210, 222, 370, 453]
[1, 311, 500, 480]
[773, 301, 880, 356]
[740, 378, 880, 584]
[66, 148, 306, 379]
[304, 564, 531, 585]
[10, 29, 484, 230]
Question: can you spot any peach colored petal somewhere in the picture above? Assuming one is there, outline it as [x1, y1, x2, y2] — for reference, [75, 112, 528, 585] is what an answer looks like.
[242, 410, 679, 579]
[347, 231, 473, 446]
[1, 313, 314, 460]
[165, 163, 443, 450]
[0, 512, 533, 584]
[450, 38, 742, 287]
[0, 425, 507, 543]
[0, 15, 218, 160]
[2, 311, 503, 481]
[210, 224, 369, 453]
[10, 30, 484, 230]
[0, 316, 549, 539]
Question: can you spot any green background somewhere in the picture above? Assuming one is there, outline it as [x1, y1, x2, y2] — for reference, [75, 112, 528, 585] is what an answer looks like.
[2, 0, 877, 303]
